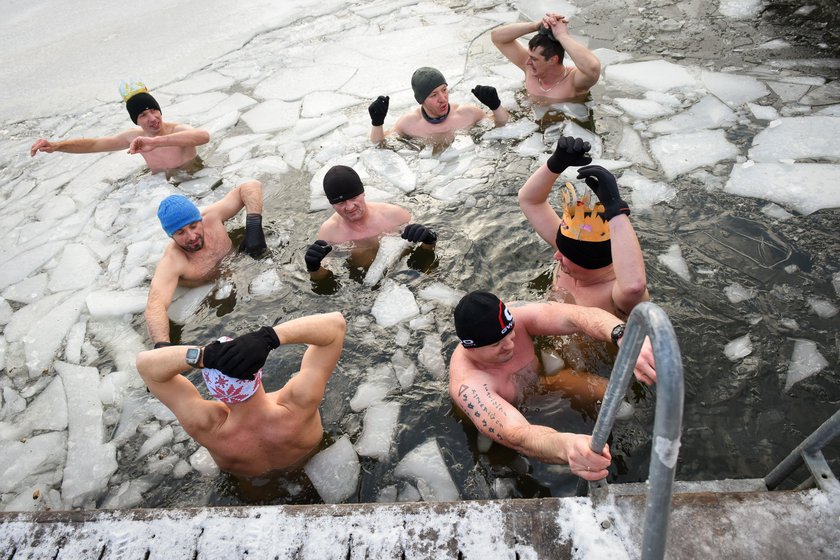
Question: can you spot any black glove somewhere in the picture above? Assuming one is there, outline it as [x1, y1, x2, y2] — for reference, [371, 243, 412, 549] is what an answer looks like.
[547, 136, 592, 174]
[401, 223, 437, 245]
[153, 341, 172, 349]
[305, 240, 332, 272]
[239, 214, 267, 257]
[368, 95, 390, 127]
[576, 165, 630, 221]
[202, 326, 280, 380]
[471, 85, 501, 111]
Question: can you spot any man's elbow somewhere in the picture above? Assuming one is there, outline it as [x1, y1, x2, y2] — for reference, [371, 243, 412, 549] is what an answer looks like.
[196, 130, 210, 146]
[620, 280, 648, 304]
[136, 351, 152, 381]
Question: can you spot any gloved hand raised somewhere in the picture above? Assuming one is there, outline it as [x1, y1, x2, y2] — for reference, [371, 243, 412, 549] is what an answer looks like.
[202, 326, 281, 380]
[471, 85, 501, 111]
[547, 136, 592, 174]
[305, 240, 332, 272]
[239, 213, 267, 258]
[368, 95, 390, 127]
[576, 165, 630, 221]
[401, 223, 437, 245]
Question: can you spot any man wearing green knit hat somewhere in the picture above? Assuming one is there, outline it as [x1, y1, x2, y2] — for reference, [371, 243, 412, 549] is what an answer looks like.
[369, 66, 510, 145]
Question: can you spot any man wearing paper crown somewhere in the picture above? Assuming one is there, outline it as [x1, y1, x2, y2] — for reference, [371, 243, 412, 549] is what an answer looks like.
[519, 136, 648, 319]
[30, 81, 209, 178]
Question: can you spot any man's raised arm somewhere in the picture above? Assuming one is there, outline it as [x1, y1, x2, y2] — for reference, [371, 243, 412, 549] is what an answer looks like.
[144, 254, 182, 347]
[204, 179, 267, 257]
[542, 14, 601, 91]
[30, 131, 135, 157]
[491, 20, 541, 70]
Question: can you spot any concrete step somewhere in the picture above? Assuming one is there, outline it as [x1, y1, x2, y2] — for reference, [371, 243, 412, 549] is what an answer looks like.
[2, 486, 838, 559]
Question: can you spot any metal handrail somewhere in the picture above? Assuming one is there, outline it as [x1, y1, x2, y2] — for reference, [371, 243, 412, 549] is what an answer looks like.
[578, 302, 685, 560]
[764, 408, 840, 492]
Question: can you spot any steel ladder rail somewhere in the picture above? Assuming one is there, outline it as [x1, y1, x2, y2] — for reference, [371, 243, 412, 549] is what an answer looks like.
[577, 302, 685, 560]
[764, 408, 840, 493]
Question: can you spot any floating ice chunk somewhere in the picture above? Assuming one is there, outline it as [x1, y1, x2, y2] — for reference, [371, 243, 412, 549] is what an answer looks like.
[801, 80, 840, 106]
[189, 446, 220, 477]
[371, 280, 420, 327]
[100, 480, 145, 510]
[4, 483, 63, 512]
[137, 425, 174, 460]
[254, 66, 356, 102]
[55, 361, 118, 506]
[178, 175, 222, 197]
[364, 237, 411, 287]
[807, 297, 838, 318]
[305, 435, 360, 504]
[37, 195, 76, 221]
[761, 203, 794, 220]
[25, 292, 86, 376]
[98, 370, 134, 407]
[605, 60, 697, 93]
[241, 100, 300, 133]
[748, 117, 840, 162]
[724, 334, 753, 361]
[0, 432, 66, 494]
[278, 142, 306, 170]
[166, 92, 228, 118]
[516, 133, 547, 156]
[719, 0, 764, 18]
[650, 129, 738, 179]
[48, 244, 102, 293]
[724, 283, 757, 303]
[430, 178, 482, 202]
[293, 115, 349, 142]
[617, 170, 676, 210]
[558, 121, 602, 158]
[418, 334, 446, 379]
[2, 273, 47, 305]
[816, 104, 840, 117]
[216, 133, 269, 154]
[250, 270, 283, 296]
[391, 349, 417, 390]
[161, 71, 234, 95]
[724, 162, 840, 215]
[350, 364, 397, 412]
[614, 98, 674, 119]
[354, 401, 401, 460]
[757, 39, 791, 50]
[748, 103, 779, 121]
[785, 339, 828, 391]
[361, 149, 416, 193]
[202, 92, 257, 121]
[394, 438, 459, 502]
[168, 284, 215, 324]
[482, 120, 540, 140]
[701, 71, 769, 107]
[766, 81, 809, 103]
[616, 127, 654, 167]
[593, 48, 632, 68]
[657, 244, 691, 282]
[301, 92, 361, 118]
[649, 96, 736, 135]
[417, 282, 465, 307]
[4, 292, 67, 343]
[0, 242, 64, 290]
[409, 313, 435, 330]
[86, 321, 147, 378]
[0, 377, 67, 441]
[85, 290, 148, 321]
[0, 301, 10, 327]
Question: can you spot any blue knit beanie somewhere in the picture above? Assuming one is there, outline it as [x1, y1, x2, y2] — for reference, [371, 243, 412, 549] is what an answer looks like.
[158, 195, 202, 236]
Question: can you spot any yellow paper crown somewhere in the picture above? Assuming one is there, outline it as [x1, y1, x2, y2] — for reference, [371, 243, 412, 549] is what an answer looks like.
[558, 182, 611, 242]
[119, 80, 149, 102]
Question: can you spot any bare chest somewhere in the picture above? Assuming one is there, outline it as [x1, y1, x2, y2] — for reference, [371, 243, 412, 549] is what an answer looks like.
[551, 268, 619, 316]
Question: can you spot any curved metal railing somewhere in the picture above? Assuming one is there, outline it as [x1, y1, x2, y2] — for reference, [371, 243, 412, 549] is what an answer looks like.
[579, 302, 685, 560]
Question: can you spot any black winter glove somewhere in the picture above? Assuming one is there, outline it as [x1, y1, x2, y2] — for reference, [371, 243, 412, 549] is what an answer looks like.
[239, 213, 267, 257]
[401, 223, 437, 245]
[576, 165, 630, 221]
[471, 85, 501, 111]
[305, 240, 332, 272]
[368, 95, 390, 127]
[547, 136, 592, 174]
[202, 326, 280, 380]
[153, 341, 172, 349]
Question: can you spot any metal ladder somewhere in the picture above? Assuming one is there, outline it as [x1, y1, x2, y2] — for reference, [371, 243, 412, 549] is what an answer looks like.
[764, 408, 840, 493]
[576, 302, 685, 560]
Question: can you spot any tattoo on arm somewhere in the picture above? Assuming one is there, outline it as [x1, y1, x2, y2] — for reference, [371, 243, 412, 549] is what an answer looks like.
[457, 383, 508, 441]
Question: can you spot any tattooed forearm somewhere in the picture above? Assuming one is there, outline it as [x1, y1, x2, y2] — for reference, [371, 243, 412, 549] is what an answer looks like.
[457, 383, 507, 441]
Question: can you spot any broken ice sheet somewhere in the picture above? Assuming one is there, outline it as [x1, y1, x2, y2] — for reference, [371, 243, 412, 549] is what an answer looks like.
[784, 339, 828, 391]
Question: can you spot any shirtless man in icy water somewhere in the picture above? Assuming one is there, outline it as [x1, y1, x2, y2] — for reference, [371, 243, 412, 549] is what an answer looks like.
[304, 165, 437, 281]
[136, 312, 346, 476]
[30, 86, 209, 178]
[145, 182, 267, 348]
[491, 13, 601, 104]
[368, 67, 509, 146]
[448, 292, 656, 481]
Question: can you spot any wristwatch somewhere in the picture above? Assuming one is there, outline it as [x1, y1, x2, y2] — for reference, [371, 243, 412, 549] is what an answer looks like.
[610, 324, 626, 346]
[185, 347, 203, 368]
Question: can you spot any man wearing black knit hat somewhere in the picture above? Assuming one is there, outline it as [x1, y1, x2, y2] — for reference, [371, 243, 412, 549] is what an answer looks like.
[448, 291, 656, 481]
[30, 84, 209, 177]
[305, 164, 437, 279]
[368, 66, 509, 145]
[518, 136, 648, 319]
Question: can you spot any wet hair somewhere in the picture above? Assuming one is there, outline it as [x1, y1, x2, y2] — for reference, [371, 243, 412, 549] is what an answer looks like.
[528, 31, 565, 64]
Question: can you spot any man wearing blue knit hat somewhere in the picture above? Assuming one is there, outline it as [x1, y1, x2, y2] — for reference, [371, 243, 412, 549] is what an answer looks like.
[145, 180, 267, 348]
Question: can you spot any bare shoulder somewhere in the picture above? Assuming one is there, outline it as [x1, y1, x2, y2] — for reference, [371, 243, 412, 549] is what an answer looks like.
[374, 201, 410, 221]
[454, 103, 486, 123]
[316, 214, 343, 243]
[168, 121, 192, 133]
[394, 109, 422, 134]
[153, 243, 189, 278]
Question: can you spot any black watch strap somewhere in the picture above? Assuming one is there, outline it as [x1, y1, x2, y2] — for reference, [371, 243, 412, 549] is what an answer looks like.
[611, 324, 626, 346]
